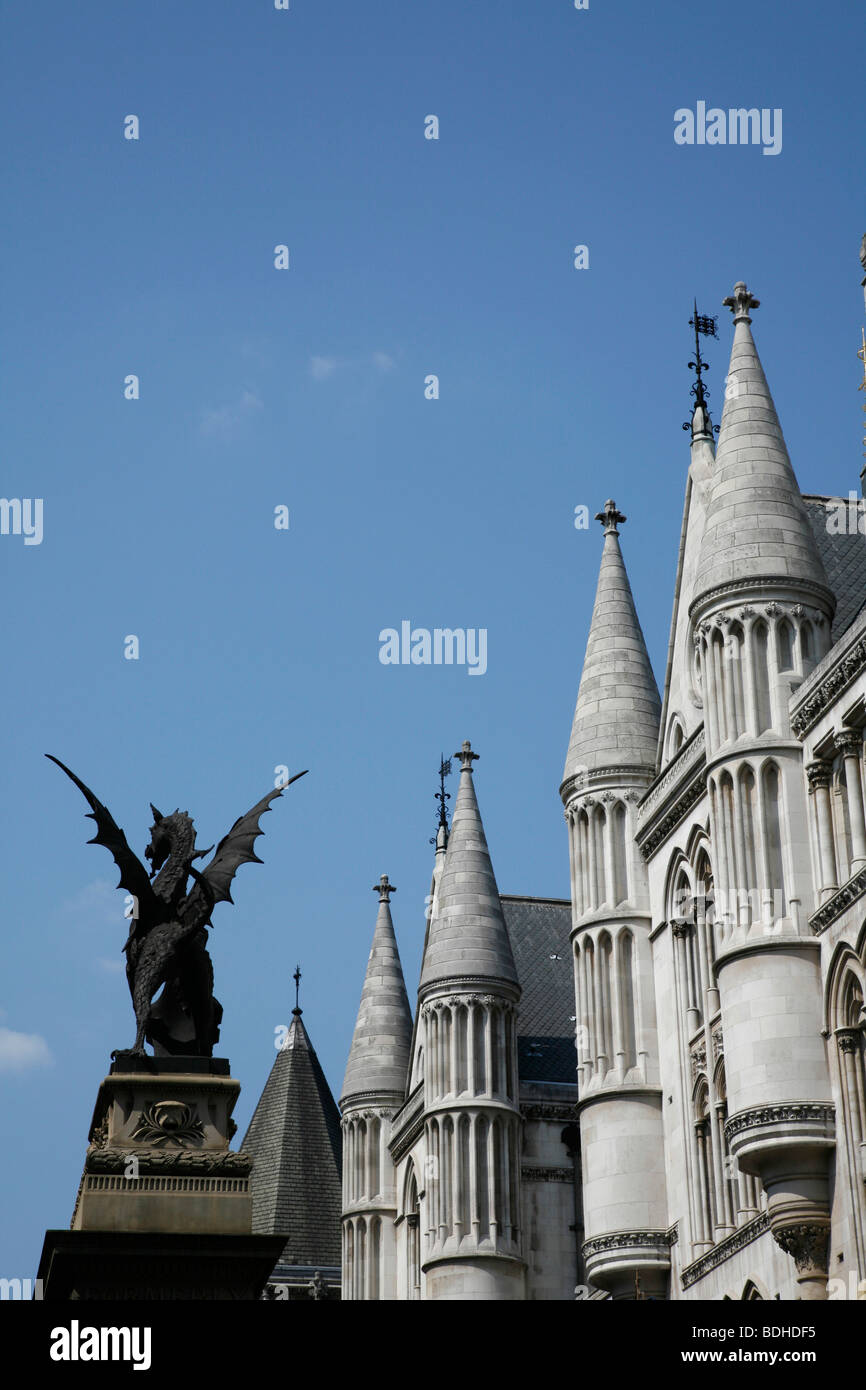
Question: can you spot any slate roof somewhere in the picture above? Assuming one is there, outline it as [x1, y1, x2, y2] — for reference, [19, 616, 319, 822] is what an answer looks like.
[241, 1010, 342, 1268]
[803, 496, 866, 639]
[501, 895, 576, 1086]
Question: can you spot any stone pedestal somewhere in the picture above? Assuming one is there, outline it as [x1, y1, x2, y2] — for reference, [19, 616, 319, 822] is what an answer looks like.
[40, 1055, 283, 1300]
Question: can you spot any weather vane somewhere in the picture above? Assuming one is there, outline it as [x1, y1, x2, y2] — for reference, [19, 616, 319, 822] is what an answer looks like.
[430, 755, 452, 843]
[682, 299, 720, 435]
[293, 963, 302, 1014]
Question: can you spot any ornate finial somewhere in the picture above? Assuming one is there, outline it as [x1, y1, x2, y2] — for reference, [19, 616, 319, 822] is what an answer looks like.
[293, 963, 302, 1015]
[373, 873, 396, 903]
[430, 754, 452, 844]
[682, 298, 720, 437]
[454, 740, 479, 770]
[723, 281, 760, 324]
[594, 500, 626, 535]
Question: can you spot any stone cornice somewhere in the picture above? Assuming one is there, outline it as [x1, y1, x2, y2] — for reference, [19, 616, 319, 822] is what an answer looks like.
[388, 1085, 425, 1163]
[417, 976, 520, 1007]
[582, 1229, 672, 1260]
[724, 1102, 835, 1144]
[560, 765, 655, 806]
[790, 609, 866, 739]
[576, 1085, 662, 1114]
[680, 1213, 770, 1288]
[809, 865, 866, 934]
[638, 725, 705, 824]
[520, 1100, 579, 1123]
[689, 576, 835, 626]
[636, 763, 707, 862]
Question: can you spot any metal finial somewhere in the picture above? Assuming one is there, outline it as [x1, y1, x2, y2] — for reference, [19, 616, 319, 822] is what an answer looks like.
[373, 874, 396, 903]
[454, 740, 479, 771]
[594, 500, 626, 535]
[429, 754, 453, 843]
[682, 298, 721, 436]
[292, 964, 302, 1015]
[723, 281, 760, 324]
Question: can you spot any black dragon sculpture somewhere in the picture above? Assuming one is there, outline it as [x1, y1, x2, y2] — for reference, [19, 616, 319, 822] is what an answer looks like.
[47, 755, 307, 1058]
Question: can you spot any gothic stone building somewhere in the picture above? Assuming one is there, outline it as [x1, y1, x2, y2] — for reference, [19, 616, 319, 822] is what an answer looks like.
[337, 263, 866, 1300]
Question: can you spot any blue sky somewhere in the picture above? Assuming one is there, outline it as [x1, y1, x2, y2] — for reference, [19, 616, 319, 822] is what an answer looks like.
[1, 0, 863, 1278]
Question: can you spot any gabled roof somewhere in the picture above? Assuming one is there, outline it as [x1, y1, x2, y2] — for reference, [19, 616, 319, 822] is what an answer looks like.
[241, 1010, 342, 1268]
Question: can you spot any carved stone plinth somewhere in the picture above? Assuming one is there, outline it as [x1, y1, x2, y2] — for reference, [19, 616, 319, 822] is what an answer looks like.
[71, 1055, 251, 1236]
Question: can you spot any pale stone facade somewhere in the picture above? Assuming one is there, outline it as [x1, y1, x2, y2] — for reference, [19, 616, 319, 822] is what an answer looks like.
[340, 252, 866, 1300]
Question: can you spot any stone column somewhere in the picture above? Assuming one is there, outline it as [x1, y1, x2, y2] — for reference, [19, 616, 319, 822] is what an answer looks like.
[806, 760, 838, 901]
[836, 731, 866, 872]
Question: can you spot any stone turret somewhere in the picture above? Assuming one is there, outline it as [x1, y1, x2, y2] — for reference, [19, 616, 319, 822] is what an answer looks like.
[340, 875, 413, 1300]
[561, 501, 668, 1298]
[689, 284, 836, 1297]
[417, 742, 526, 1300]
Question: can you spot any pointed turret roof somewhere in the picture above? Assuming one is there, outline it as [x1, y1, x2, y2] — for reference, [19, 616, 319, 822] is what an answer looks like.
[242, 1000, 342, 1267]
[563, 501, 661, 782]
[418, 742, 519, 996]
[693, 282, 832, 612]
[341, 875, 413, 1106]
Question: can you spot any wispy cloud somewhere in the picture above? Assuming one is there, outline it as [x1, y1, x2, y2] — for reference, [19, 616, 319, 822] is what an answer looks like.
[309, 351, 397, 381]
[60, 878, 124, 927]
[199, 390, 263, 439]
[96, 956, 125, 975]
[0, 1026, 53, 1073]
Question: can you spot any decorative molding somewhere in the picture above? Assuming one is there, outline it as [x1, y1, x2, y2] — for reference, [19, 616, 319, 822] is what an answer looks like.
[520, 1166, 573, 1183]
[637, 769, 706, 862]
[520, 1101, 578, 1123]
[791, 624, 866, 739]
[681, 1213, 770, 1288]
[772, 1222, 830, 1276]
[809, 865, 866, 934]
[689, 576, 835, 625]
[724, 1102, 835, 1144]
[582, 1229, 672, 1260]
[85, 1147, 251, 1176]
[129, 1101, 205, 1148]
[638, 726, 705, 823]
[690, 1039, 707, 1080]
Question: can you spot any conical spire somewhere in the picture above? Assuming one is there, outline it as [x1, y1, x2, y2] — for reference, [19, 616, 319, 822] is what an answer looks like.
[341, 875, 413, 1105]
[241, 998, 342, 1267]
[693, 283, 832, 610]
[418, 742, 518, 995]
[563, 501, 661, 781]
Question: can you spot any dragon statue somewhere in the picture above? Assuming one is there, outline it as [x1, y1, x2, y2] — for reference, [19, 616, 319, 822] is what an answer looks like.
[47, 755, 308, 1058]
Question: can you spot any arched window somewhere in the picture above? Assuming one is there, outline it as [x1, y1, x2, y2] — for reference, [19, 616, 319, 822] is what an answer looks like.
[369, 1216, 381, 1300]
[833, 759, 853, 886]
[598, 932, 614, 1074]
[592, 805, 606, 907]
[612, 801, 629, 904]
[800, 621, 813, 665]
[727, 622, 746, 737]
[406, 1171, 421, 1299]
[777, 619, 794, 671]
[739, 765, 758, 925]
[762, 763, 787, 919]
[752, 622, 772, 733]
[618, 930, 637, 1072]
[828, 954, 866, 1269]
[694, 1081, 716, 1244]
[668, 716, 685, 758]
[711, 631, 729, 742]
[455, 1005, 468, 1094]
[475, 1116, 490, 1240]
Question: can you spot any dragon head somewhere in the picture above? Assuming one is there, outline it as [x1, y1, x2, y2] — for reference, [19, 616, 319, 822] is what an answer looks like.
[144, 805, 199, 879]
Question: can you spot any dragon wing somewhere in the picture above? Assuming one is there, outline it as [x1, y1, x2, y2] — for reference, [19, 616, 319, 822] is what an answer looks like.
[46, 754, 159, 927]
[184, 770, 308, 926]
